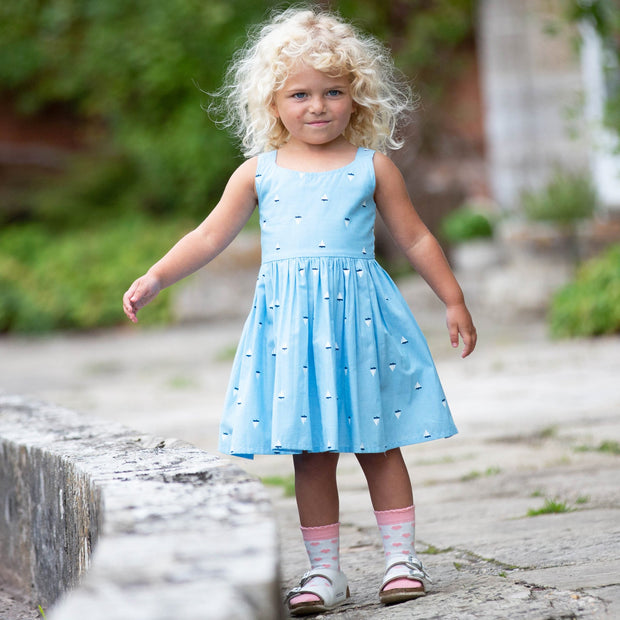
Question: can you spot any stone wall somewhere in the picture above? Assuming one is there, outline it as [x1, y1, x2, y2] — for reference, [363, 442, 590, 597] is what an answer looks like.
[0, 393, 281, 620]
[477, 0, 590, 210]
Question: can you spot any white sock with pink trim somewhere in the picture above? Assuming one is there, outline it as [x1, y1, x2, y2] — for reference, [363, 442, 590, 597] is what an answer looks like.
[374, 505, 422, 591]
[290, 522, 340, 605]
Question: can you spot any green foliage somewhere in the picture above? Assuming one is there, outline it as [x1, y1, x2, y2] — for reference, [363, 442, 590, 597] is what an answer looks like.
[549, 243, 620, 338]
[261, 474, 296, 497]
[0, 0, 477, 229]
[440, 207, 494, 243]
[0, 0, 275, 224]
[597, 440, 620, 455]
[460, 466, 501, 482]
[0, 217, 190, 332]
[567, 0, 620, 143]
[0, 0, 479, 333]
[337, 0, 475, 85]
[421, 544, 453, 555]
[337, 0, 475, 150]
[526, 498, 572, 517]
[574, 439, 620, 455]
[522, 169, 597, 226]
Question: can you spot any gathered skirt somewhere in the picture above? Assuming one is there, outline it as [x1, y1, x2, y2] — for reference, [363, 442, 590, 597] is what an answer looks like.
[218, 256, 457, 459]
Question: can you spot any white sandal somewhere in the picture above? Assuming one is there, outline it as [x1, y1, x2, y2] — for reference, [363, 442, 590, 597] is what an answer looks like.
[379, 555, 432, 604]
[286, 567, 350, 616]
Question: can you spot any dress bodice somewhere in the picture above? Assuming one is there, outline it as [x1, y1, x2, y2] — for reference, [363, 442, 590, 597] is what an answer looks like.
[256, 148, 377, 263]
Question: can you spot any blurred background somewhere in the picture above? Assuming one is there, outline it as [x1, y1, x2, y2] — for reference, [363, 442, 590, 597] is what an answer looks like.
[0, 0, 619, 338]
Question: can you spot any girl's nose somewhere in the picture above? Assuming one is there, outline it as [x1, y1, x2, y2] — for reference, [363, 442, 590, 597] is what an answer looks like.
[309, 96, 326, 113]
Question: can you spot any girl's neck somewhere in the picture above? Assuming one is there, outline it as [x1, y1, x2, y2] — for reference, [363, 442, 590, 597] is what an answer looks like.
[276, 138, 358, 173]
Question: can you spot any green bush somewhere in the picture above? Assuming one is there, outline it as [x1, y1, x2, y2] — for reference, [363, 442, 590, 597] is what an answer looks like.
[0, 1, 479, 334]
[0, 0, 476, 228]
[568, 0, 620, 142]
[0, 217, 191, 332]
[440, 207, 494, 244]
[549, 244, 620, 338]
[522, 169, 597, 226]
[0, 0, 273, 225]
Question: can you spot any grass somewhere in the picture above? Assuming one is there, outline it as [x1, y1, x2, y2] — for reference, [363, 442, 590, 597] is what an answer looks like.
[526, 498, 573, 517]
[422, 544, 453, 555]
[167, 375, 198, 389]
[38, 606, 46, 619]
[538, 426, 558, 440]
[598, 440, 620, 454]
[84, 360, 123, 376]
[261, 474, 296, 497]
[215, 344, 239, 362]
[574, 440, 620, 455]
[460, 466, 502, 482]
[491, 426, 560, 446]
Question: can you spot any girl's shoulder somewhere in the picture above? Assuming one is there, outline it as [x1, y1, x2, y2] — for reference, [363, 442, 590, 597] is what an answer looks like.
[372, 151, 403, 183]
[371, 150, 395, 170]
[223, 156, 260, 197]
[229, 155, 261, 181]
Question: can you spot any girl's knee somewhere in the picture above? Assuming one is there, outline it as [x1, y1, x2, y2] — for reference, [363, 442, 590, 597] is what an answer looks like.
[356, 448, 404, 467]
[294, 451, 340, 474]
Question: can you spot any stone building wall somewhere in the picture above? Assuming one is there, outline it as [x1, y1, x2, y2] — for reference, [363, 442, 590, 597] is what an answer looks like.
[477, 0, 593, 211]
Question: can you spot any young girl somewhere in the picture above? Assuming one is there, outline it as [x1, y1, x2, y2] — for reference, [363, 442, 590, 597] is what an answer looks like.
[123, 7, 476, 616]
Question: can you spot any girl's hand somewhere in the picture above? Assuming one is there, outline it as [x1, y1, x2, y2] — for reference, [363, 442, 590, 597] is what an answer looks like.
[122, 273, 161, 323]
[446, 303, 477, 358]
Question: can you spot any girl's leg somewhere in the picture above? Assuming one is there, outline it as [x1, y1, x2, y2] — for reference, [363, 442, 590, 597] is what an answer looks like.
[288, 452, 347, 613]
[356, 449, 426, 601]
[293, 451, 340, 526]
[355, 448, 413, 511]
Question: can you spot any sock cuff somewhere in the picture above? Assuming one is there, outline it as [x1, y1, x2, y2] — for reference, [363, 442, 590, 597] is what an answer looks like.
[300, 522, 340, 541]
[374, 505, 415, 526]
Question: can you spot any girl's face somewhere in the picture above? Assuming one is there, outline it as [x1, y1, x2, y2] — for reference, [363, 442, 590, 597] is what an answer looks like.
[272, 64, 355, 148]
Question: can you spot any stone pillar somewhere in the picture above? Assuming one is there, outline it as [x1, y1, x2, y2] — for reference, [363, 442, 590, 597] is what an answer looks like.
[579, 20, 620, 211]
[477, 0, 590, 210]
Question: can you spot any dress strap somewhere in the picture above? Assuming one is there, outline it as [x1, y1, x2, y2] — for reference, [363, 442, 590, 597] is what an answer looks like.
[355, 147, 376, 189]
[356, 147, 375, 161]
[256, 150, 277, 177]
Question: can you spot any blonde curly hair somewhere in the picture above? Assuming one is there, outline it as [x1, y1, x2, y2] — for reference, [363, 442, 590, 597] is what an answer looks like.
[212, 7, 414, 156]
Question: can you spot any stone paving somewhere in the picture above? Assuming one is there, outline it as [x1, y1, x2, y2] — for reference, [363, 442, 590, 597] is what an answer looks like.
[1, 275, 619, 618]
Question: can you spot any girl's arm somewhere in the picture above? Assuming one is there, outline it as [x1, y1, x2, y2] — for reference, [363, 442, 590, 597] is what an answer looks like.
[122, 157, 258, 323]
[373, 152, 477, 357]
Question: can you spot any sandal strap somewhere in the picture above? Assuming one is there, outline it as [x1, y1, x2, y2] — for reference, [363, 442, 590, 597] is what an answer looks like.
[381, 555, 432, 590]
[286, 568, 348, 605]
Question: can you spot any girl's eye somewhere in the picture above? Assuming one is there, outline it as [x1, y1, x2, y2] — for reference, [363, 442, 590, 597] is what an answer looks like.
[327, 89, 342, 97]
[292, 92, 307, 100]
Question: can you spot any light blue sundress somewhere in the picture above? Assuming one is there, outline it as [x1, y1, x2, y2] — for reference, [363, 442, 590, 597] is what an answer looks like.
[218, 147, 457, 459]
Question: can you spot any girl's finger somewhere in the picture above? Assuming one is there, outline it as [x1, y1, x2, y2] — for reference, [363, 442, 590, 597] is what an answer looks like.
[460, 328, 477, 358]
[448, 323, 460, 349]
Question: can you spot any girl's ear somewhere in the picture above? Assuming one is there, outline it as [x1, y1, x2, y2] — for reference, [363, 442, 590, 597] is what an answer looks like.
[270, 96, 280, 119]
